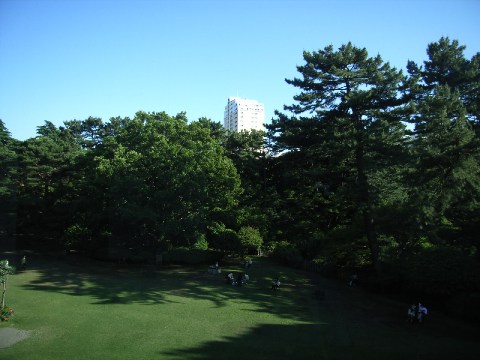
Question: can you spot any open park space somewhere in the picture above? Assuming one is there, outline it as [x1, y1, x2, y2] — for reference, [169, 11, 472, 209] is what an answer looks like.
[1, 253, 479, 360]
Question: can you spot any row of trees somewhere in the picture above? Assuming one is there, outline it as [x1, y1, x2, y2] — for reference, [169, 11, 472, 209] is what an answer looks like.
[1, 37, 479, 302]
[265, 37, 479, 302]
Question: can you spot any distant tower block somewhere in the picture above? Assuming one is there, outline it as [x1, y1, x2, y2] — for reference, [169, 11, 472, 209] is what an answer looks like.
[223, 97, 265, 132]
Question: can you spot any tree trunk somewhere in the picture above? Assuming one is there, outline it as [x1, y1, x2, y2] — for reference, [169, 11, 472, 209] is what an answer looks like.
[364, 206, 381, 273]
[1, 280, 6, 309]
[354, 116, 382, 273]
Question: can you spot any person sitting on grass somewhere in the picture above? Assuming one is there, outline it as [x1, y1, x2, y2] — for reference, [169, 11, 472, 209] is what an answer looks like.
[237, 273, 244, 286]
[418, 303, 428, 323]
[271, 278, 281, 291]
[226, 272, 236, 286]
[407, 304, 416, 323]
[238, 273, 249, 286]
[348, 274, 358, 287]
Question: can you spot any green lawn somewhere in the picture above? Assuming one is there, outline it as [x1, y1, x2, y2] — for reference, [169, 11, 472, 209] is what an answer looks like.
[1, 253, 479, 360]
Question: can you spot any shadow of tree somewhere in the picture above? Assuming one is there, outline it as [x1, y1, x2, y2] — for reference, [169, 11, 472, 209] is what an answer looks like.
[20, 253, 321, 322]
[159, 321, 480, 360]
[12, 253, 480, 360]
[161, 323, 334, 360]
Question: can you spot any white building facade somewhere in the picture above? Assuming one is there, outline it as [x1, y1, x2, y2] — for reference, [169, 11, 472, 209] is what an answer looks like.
[223, 97, 265, 132]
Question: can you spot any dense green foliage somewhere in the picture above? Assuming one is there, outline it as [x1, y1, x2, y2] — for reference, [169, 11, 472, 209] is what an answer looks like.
[265, 37, 480, 307]
[1, 113, 242, 260]
[238, 226, 263, 255]
[268, 42, 410, 272]
[0, 37, 479, 308]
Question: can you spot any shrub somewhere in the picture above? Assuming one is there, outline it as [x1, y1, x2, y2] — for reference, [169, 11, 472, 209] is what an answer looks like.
[238, 226, 263, 255]
[269, 241, 302, 265]
[192, 233, 209, 250]
[207, 222, 240, 252]
[0, 306, 14, 321]
[64, 224, 91, 251]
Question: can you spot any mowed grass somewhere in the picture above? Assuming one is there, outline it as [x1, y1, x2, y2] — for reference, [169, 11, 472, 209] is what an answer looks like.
[1, 254, 480, 360]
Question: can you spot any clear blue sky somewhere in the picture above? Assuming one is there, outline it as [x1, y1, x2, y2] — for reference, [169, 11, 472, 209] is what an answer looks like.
[1, 0, 479, 140]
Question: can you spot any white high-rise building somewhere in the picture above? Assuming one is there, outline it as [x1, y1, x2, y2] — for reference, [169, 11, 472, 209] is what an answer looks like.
[223, 97, 265, 132]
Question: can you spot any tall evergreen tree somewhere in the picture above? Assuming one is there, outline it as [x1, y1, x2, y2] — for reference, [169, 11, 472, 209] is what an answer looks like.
[407, 38, 480, 252]
[268, 43, 409, 271]
[223, 130, 269, 231]
[0, 120, 19, 249]
[408, 37, 480, 130]
[15, 121, 82, 249]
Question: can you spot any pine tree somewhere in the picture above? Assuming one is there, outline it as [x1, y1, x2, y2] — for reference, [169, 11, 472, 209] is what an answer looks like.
[268, 43, 409, 271]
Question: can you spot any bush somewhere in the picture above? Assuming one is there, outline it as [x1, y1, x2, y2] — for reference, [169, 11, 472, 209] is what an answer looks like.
[269, 241, 302, 265]
[192, 233, 209, 250]
[238, 226, 263, 255]
[0, 306, 14, 321]
[207, 222, 240, 252]
[64, 224, 91, 251]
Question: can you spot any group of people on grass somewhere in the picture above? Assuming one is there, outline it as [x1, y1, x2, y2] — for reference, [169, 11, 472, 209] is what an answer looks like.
[214, 259, 282, 291]
[407, 302, 428, 323]
[226, 272, 249, 286]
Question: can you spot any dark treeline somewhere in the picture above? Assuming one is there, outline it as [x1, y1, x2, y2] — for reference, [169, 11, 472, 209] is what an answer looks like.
[1, 38, 479, 317]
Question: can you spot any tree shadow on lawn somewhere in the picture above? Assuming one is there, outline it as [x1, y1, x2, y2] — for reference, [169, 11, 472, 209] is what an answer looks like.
[19, 253, 319, 322]
[17, 253, 480, 359]
[160, 321, 480, 360]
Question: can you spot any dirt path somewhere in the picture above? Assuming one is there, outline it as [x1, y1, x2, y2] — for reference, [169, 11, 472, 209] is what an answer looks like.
[0, 328, 31, 348]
